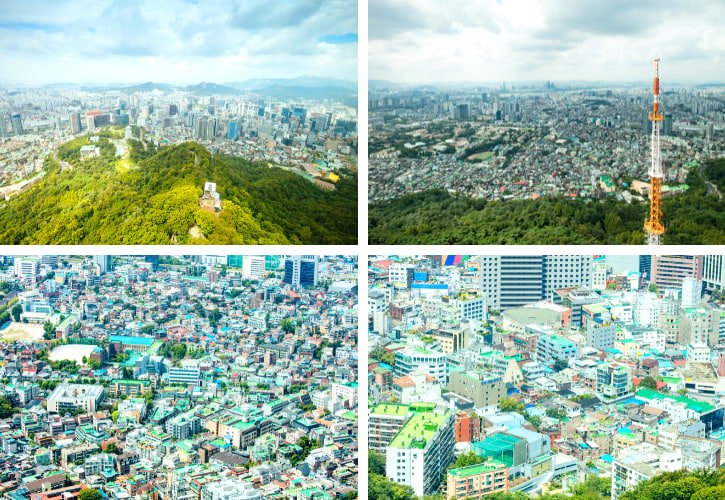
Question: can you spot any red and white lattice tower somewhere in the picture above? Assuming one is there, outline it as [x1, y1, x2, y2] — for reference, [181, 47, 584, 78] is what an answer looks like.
[644, 58, 665, 245]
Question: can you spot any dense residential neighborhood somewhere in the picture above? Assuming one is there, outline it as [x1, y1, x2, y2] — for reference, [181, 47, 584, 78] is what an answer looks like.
[0, 255, 358, 500]
[368, 255, 725, 500]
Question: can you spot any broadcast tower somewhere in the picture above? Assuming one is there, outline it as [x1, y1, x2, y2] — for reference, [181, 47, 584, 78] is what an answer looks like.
[644, 58, 665, 245]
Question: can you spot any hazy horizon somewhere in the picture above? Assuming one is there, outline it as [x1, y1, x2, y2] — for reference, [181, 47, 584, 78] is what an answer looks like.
[0, 0, 358, 85]
[0, 75, 358, 88]
[369, 0, 725, 83]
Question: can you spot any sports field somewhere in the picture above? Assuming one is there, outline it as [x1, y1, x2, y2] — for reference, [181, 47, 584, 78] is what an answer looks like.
[0, 322, 44, 341]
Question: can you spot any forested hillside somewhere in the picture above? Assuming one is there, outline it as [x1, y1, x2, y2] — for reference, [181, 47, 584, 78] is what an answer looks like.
[0, 138, 357, 244]
[369, 159, 725, 245]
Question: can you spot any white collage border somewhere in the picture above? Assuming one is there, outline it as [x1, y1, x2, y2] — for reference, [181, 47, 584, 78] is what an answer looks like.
[0, 0, 724, 497]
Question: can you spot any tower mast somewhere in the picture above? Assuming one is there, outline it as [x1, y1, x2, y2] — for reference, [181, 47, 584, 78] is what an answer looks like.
[644, 58, 665, 245]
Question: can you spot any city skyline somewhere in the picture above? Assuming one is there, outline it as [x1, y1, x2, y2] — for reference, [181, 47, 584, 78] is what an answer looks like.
[369, 0, 725, 84]
[0, 0, 358, 84]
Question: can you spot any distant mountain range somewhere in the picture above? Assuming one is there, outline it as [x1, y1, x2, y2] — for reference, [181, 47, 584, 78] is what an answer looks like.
[70, 76, 357, 104]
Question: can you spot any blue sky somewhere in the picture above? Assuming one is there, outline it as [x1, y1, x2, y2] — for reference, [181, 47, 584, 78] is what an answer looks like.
[0, 0, 358, 84]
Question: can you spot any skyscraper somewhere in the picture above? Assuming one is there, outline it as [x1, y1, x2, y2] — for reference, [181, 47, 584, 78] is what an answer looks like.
[479, 255, 592, 310]
[94, 255, 114, 274]
[651, 255, 703, 288]
[0, 114, 7, 138]
[703, 255, 725, 291]
[663, 113, 673, 136]
[227, 121, 238, 140]
[10, 113, 23, 135]
[283, 256, 319, 287]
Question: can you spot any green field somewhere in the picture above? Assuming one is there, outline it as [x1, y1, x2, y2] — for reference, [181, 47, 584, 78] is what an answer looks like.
[469, 151, 493, 161]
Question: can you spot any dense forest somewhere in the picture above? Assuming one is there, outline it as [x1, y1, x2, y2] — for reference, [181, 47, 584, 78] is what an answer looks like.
[369, 159, 725, 245]
[0, 137, 357, 244]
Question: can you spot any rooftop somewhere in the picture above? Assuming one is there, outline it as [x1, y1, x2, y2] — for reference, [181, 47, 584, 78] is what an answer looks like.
[389, 411, 449, 449]
[448, 460, 508, 477]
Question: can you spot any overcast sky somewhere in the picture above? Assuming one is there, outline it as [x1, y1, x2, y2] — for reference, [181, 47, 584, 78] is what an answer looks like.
[369, 0, 725, 84]
[0, 0, 357, 85]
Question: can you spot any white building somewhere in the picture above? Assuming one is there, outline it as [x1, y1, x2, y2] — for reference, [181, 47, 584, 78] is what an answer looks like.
[389, 263, 416, 288]
[385, 409, 454, 497]
[687, 343, 710, 363]
[612, 443, 682, 498]
[681, 277, 703, 307]
[47, 383, 104, 414]
[394, 345, 448, 384]
[242, 256, 266, 280]
[369, 289, 391, 335]
[14, 257, 40, 278]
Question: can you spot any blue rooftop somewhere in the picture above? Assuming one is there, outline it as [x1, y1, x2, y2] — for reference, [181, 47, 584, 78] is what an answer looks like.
[109, 335, 154, 346]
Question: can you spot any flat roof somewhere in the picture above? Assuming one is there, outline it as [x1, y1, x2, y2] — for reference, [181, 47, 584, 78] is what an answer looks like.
[389, 411, 449, 449]
[636, 388, 715, 413]
[109, 335, 154, 346]
[448, 460, 508, 477]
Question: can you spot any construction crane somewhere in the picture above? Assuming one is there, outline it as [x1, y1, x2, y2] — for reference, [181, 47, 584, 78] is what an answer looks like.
[644, 58, 665, 245]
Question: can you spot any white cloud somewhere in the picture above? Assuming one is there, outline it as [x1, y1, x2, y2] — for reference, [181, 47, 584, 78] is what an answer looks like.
[369, 0, 725, 83]
[0, 0, 357, 84]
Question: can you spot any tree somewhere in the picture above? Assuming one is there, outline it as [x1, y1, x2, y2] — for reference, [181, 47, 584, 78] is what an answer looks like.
[11, 304, 22, 322]
[649, 283, 658, 294]
[369, 450, 386, 475]
[78, 489, 103, 500]
[553, 359, 569, 372]
[639, 376, 658, 390]
[370, 345, 395, 366]
[281, 318, 296, 334]
[43, 321, 56, 340]
[545, 407, 567, 420]
[677, 388, 688, 396]
[369, 473, 415, 500]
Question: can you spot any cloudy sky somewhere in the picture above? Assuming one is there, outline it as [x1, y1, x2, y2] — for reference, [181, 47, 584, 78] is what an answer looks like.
[369, 0, 725, 84]
[0, 0, 357, 85]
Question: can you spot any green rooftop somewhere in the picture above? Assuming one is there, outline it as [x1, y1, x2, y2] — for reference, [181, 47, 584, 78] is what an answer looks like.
[636, 388, 716, 413]
[389, 411, 449, 449]
[448, 460, 508, 477]
[370, 404, 410, 417]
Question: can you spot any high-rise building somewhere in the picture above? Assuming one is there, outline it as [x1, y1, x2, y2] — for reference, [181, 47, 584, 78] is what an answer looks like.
[283, 256, 319, 287]
[703, 255, 725, 291]
[479, 255, 591, 310]
[663, 114, 673, 136]
[227, 256, 243, 268]
[10, 113, 23, 135]
[385, 408, 454, 497]
[227, 121, 238, 140]
[242, 256, 266, 280]
[0, 114, 8, 137]
[14, 257, 40, 278]
[94, 256, 113, 274]
[639, 255, 652, 281]
[651, 255, 703, 288]
[264, 255, 280, 270]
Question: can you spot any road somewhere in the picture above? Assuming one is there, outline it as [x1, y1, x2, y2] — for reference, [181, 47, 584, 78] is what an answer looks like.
[699, 166, 723, 200]
[51, 152, 73, 172]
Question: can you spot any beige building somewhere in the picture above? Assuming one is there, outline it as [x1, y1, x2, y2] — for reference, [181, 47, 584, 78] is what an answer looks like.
[446, 461, 509, 500]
